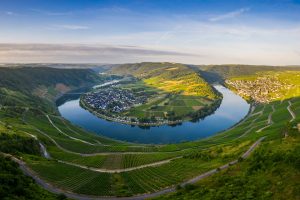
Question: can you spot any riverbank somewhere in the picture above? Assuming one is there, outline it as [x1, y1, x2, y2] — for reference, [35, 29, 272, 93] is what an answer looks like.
[79, 99, 183, 127]
[58, 85, 250, 144]
[79, 95, 222, 127]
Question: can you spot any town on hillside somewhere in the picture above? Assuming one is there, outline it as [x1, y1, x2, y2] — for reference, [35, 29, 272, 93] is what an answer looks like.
[82, 87, 147, 113]
[225, 76, 293, 103]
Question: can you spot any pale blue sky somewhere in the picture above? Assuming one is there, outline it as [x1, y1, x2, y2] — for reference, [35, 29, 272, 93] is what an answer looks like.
[0, 0, 300, 64]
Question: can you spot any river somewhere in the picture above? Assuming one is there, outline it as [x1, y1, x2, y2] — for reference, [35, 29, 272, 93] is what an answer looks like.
[57, 85, 250, 144]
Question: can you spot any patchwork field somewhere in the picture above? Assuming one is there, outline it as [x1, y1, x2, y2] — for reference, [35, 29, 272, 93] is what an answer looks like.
[1, 95, 299, 198]
[1, 65, 300, 199]
[81, 63, 222, 125]
[120, 81, 215, 119]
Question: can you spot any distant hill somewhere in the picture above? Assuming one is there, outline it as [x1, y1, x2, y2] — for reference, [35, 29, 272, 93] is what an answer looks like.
[193, 65, 300, 83]
[0, 66, 104, 112]
[109, 62, 219, 98]
[0, 67, 101, 94]
[226, 71, 300, 103]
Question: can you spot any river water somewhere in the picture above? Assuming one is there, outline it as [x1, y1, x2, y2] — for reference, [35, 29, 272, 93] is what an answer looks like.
[58, 85, 249, 144]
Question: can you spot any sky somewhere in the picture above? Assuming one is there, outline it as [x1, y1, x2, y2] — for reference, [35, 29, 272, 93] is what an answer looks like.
[0, 0, 300, 65]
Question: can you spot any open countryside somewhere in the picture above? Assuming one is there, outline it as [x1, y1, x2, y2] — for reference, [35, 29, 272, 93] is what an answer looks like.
[1, 1, 300, 200]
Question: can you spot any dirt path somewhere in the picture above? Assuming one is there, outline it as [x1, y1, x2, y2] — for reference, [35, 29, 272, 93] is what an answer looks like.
[46, 115, 96, 146]
[51, 115, 144, 148]
[24, 120, 187, 156]
[6, 137, 265, 200]
[287, 101, 296, 122]
[256, 105, 275, 133]
[268, 105, 275, 124]
[24, 127, 181, 172]
[238, 106, 265, 138]
[22, 131, 51, 159]
[57, 156, 182, 173]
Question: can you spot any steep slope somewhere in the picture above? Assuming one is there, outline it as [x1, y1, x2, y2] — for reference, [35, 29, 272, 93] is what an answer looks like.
[225, 71, 300, 103]
[193, 65, 300, 83]
[109, 62, 218, 99]
[0, 67, 100, 96]
[0, 66, 104, 112]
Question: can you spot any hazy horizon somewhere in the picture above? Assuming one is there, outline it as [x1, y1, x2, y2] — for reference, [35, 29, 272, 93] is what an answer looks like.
[1, 0, 300, 65]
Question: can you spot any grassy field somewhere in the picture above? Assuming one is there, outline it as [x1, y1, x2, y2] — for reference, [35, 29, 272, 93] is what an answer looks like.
[154, 129, 300, 200]
[0, 65, 299, 199]
[119, 80, 214, 120]
[1, 96, 298, 197]
[227, 71, 300, 102]
[85, 62, 222, 124]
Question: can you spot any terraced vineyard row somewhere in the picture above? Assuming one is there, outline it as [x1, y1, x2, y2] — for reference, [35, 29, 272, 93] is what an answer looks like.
[3, 96, 299, 198]
[26, 156, 224, 196]
[48, 146, 183, 169]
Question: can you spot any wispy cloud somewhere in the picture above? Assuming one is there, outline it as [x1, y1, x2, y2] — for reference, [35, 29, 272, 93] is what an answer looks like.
[6, 11, 14, 15]
[47, 24, 90, 30]
[31, 9, 73, 16]
[209, 8, 250, 22]
[154, 25, 183, 46]
[98, 6, 131, 13]
[4, 11, 21, 16]
[0, 43, 197, 63]
[0, 43, 195, 56]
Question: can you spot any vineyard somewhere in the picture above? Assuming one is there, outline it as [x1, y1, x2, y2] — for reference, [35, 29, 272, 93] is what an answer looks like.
[0, 66, 299, 199]
[1, 97, 292, 197]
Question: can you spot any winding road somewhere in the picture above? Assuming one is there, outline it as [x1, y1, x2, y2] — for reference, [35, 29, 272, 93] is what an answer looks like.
[46, 114, 96, 146]
[256, 105, 275, 133]
[57, 156, 182, 173]
[287, 101, 296, 122]
[238, 105, 265, 138]
[7, 137, 265, 200]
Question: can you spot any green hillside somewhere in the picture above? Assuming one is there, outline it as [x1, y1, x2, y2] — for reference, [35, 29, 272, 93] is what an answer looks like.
[226, 71, 300, 103]
[0, 67, 100, 96]
[194, 64, 300, 83]
[110, 62, 218, 98]
[82, 62, 222, 125]
[0, 67, 105, 112]
[0, 65, 299, 200]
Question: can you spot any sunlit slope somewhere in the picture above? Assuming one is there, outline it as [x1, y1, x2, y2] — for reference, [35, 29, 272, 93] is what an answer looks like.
[0, 67, 104, 112]
[109, 62, 218, 99]
[225, 71, 300, 103]
[2, 96, 298, 198]
[196, 65, 300, 83]
[1, 65, 299, 199]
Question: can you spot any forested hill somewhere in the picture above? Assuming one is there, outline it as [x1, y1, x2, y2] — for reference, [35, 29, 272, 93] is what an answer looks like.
[108, 62, 219, 99]
[0, 67, 103, 112]
[193, 65, 300, 83]
[0, 67, 100, 94]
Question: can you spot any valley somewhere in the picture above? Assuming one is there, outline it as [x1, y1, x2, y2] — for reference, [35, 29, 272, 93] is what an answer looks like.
[0, 63, 299, 200]
[80, 63, 222, 126]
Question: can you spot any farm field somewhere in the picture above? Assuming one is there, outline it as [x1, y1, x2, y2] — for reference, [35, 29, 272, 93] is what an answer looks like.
[81, 63, 222, 125]
[120, 81, 215, 119]
[1, 95, 299, 198]
[0, 65, 299, 199]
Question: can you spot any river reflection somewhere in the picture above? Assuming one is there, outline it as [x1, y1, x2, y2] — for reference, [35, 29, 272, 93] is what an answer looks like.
[58, 85, 249, 144]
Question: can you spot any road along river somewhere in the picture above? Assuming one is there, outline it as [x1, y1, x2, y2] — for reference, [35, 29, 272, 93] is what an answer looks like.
[58, 85, 250, 144]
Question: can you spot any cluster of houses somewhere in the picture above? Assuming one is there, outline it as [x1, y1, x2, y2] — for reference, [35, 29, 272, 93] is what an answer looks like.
[83, 88, 146, 113]
[226, 76, 293, 103]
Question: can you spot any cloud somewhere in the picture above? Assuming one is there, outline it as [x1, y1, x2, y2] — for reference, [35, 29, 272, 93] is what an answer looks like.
[0, 43, 195, 56]
[4, 11, 21, 16]
[31, 9, 73, 16]
[6, 11, 14, 15]
[0, 43, 197, 63]
[209, 8, 250, 22]
[47, 25, 90, 30]
[154, 25, 183, 46]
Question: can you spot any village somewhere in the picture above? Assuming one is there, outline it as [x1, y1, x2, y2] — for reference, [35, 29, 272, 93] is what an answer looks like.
[225, 75, 293, 103]
[82, 87, 147, 113]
